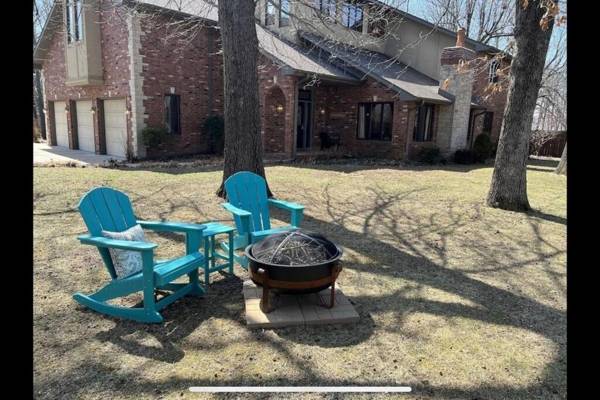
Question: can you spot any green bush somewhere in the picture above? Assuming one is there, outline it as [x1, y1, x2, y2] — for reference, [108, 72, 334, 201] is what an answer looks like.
[141, 126, 168, 148]
[473, 133, 494, 162]
[453, 149, 477, 164]
[416, 146, 444, 164]
[202, 115, 225, 155]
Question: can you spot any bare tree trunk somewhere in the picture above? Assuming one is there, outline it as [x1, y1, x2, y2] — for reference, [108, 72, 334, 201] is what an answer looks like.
[486, 0, 554, 211]
[34, 70, 46, 140]
[216, 0, 270, 198]
[555, 142, 566, 175]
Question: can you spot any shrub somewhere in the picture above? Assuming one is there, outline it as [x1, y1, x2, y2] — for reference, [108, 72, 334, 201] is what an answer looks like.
[453, 149, 477, 164]
[141, 126, 168, 148]
[416, 146, 443, 164]
[202, 115, 225, 155]
[473, 133, 494, 162]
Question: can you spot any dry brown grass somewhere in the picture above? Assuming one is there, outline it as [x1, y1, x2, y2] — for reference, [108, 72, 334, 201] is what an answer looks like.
[33, 160, 566, 400]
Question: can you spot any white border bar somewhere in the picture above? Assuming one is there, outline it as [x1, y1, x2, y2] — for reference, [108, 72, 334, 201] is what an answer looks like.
[189, 386, 412, 393]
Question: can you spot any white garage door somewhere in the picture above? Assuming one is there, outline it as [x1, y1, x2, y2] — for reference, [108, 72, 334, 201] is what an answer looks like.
[103, 99, 127, 158]
[53, 101, 69, 148]
[76, 100, 95, 152]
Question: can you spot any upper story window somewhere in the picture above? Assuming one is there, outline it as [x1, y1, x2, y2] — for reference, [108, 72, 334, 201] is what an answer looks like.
[342, 1, 364, 31]
[414, 103, 435, 142]
[164, 95, 181, 135]
[280, 0, 290, 27]
[489, 59, 499, 83]
[357, 102, 393, 141]
[266, 1, 276, 26]
[66, 0, 84, 43]
[317, 0, 337, 20]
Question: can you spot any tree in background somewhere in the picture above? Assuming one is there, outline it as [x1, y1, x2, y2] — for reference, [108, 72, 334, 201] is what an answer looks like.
[486, 0, 562, 211]
[425, 0, 515, 45]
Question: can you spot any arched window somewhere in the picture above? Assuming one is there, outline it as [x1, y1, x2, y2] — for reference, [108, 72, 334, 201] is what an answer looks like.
[488, 59, 499, 83]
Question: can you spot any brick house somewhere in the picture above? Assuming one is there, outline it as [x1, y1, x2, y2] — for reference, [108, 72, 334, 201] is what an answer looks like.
[33, 0, 510, 161]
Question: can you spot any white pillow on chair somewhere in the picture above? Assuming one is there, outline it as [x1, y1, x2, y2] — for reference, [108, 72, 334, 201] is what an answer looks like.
[101, 224, 147, 279]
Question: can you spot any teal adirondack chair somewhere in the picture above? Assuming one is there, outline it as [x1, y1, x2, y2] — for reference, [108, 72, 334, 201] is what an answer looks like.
[221, 171, 304, 268]
[74, 187, 207, 323]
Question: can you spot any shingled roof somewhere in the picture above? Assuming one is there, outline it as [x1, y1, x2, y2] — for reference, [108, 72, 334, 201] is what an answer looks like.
[300, 32, 453, 103]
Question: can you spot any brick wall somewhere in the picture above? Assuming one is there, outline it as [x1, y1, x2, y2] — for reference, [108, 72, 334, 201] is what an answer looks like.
[471, 55, 510, 144]
[313, 78, 413, 159]
[41, 2, 131, 153]
[258, 56, 298, 156]
[139, 14, 224, 159]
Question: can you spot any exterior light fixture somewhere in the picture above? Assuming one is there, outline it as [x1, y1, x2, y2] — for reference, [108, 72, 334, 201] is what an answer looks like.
[320, 108, 325, 115]
[276, 104, 284, 113]
[90, 106, 96, 114]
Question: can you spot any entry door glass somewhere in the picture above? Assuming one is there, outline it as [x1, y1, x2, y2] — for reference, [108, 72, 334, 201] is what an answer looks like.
[297, 90, 312, 150]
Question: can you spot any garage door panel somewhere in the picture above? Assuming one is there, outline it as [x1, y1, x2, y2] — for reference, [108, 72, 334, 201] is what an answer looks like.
[76, 100, 95, 152]
[103, 99, 127, 158]
[53, 101, 69, 148]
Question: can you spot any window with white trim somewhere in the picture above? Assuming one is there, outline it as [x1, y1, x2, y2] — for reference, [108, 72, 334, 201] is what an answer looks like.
[66, 0, 84, 43]
[280, 0, 290, 27]
[342, 1, 364, 31]
[489, 59, 499, 83]
[266, 1, 276, 26]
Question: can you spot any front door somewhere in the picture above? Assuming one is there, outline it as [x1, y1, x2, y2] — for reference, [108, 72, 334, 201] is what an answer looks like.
[296, 90, 312, 150]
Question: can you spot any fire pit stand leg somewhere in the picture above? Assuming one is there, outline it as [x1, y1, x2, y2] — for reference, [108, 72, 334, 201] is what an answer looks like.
[257, 268, 273, 314]
[322, 265, 342, 309]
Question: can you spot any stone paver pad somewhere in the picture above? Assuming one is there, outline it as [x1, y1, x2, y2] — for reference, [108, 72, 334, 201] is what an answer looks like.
[242, 280, 359, 329]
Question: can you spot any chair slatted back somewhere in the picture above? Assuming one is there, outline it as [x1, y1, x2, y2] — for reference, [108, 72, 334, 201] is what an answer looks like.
[78, 187, 138, 279]
[224, 171, 271, 235]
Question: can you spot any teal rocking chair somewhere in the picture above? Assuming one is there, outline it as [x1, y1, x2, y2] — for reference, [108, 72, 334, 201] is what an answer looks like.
[221, 171, 305, 268]
[74, 187, 207, 323]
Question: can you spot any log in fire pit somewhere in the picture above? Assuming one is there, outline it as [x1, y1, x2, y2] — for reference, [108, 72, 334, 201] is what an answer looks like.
[245, 230, 343, 313]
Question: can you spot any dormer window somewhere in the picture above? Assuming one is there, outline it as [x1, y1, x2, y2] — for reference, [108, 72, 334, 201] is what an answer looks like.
[280, 0, 290, 27]
[342, 1, 364, 31]
[66, 0, 84, 43]
[318, 0, 337, 21]
[489, 59, 499, 83]
[266, 1, 276, 26]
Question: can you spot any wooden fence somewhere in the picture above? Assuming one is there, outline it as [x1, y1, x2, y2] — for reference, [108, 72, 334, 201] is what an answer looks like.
[529, 131, 566, 158]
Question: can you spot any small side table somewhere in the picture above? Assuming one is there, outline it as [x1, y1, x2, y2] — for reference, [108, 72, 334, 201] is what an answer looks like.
[201, 222, 235, 286]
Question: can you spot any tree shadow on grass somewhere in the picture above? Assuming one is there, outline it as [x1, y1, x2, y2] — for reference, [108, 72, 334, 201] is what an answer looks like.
[37, 184, 565, 399]
[94, 274, 245, 363]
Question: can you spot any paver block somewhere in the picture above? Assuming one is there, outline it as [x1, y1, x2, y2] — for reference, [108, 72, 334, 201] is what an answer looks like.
[242, 280, 359, 329]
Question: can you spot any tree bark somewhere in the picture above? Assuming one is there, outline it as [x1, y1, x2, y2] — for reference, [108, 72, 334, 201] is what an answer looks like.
[486, 0, 554, 211]
[34, 70, 46, 140]
[216, 0, 270, 198]
[555, 142, 566, 175]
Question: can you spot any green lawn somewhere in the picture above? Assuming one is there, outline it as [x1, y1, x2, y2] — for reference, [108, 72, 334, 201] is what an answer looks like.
[33, 160, 566, 399]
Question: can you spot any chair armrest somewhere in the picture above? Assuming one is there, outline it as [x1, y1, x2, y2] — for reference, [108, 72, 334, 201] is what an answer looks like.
[222, 203, 252, 234]
[267, 199, 304, 227]
[222, 203, 252, 217]
[137, 220, 206, 233]
[268, 198, 305, 212]
[78, 234, 157, 251]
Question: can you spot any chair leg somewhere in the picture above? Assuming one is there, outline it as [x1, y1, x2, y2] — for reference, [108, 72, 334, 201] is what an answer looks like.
[228, 231, 234, 274]
[204, 236, 210, 286]
[141, 252, 163, 323]
[188, 270, 204, 296]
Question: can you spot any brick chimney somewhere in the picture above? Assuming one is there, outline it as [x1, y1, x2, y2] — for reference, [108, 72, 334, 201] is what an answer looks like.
[437, 28, 476, 154]
[456, 27, 466, 47]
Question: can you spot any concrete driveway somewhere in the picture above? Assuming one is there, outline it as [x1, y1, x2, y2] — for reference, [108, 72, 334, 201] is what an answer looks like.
[33, 142, 126, 166]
